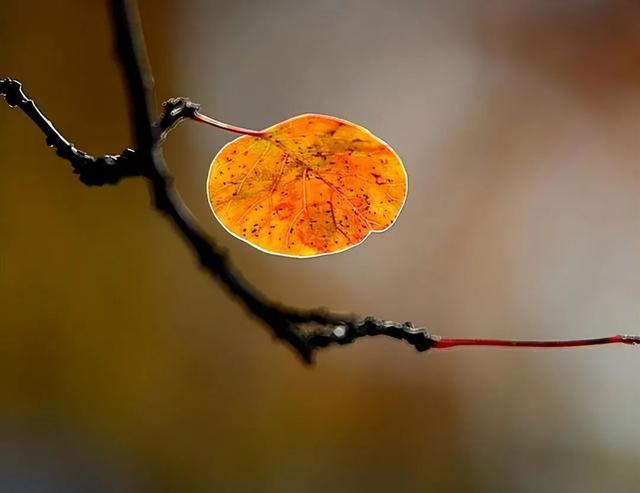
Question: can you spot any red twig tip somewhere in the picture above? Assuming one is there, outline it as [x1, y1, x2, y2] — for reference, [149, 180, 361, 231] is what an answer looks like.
[432, 334, 640, 350]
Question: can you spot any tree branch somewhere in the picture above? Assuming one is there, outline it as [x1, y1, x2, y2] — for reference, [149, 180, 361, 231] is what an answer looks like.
[0, 2, 438, 363]
[2, 0, 636, 364]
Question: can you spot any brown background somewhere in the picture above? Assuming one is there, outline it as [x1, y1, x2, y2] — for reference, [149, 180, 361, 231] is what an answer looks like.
[1, 1, 640, 491]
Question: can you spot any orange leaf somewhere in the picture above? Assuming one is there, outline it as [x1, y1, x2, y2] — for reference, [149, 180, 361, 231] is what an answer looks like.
[206, 114, 407, 257]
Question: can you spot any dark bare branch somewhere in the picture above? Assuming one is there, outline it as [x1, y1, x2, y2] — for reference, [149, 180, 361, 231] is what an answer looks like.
[17, 2, 632, 363]
[0, 77, 140, 185]
[1, 72, 438, 362]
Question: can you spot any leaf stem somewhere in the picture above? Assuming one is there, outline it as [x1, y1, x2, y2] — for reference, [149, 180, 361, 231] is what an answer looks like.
[192, 111, 265, 137]
[433, 334, 640, 350]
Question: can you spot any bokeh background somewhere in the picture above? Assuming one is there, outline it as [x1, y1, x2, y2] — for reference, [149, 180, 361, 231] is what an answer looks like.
[2, 1, 640, 491]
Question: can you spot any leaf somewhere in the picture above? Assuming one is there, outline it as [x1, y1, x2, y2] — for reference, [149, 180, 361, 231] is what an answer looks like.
[206, 114, 407, 257]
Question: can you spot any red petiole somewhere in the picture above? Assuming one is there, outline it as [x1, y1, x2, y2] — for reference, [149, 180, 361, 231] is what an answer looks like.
[192, 111, 265, 137]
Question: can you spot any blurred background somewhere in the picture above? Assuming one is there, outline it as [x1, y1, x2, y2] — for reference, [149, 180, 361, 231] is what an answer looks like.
[2, 0, 640, 491]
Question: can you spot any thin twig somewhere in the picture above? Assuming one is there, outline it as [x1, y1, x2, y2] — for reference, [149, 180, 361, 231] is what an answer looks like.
[2, 0, 637, 363]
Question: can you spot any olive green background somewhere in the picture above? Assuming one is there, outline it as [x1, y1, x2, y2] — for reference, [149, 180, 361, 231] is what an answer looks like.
[1, 1, 640, 491]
